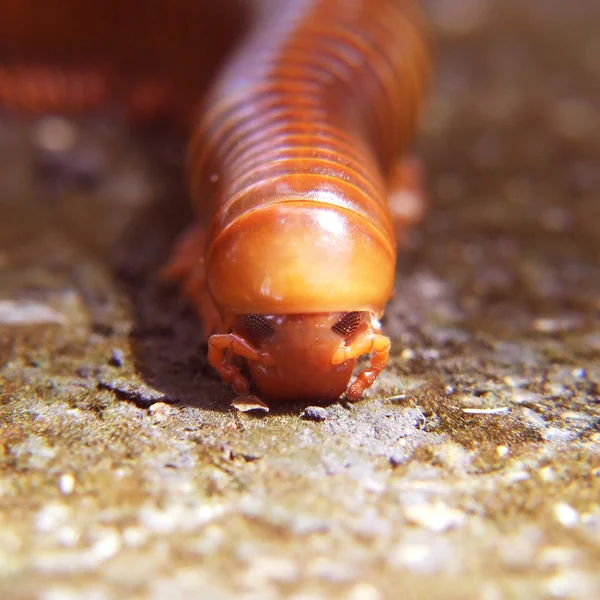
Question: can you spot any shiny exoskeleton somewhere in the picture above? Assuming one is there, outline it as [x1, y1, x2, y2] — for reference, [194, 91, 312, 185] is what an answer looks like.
[0, 0, 430, 403]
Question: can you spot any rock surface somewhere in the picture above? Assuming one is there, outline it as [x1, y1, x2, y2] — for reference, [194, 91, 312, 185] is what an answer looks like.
[0, 1, 599, 599]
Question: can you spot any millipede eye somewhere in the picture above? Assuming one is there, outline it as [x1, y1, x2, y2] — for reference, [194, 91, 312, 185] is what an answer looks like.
[244, 314, 274, 342]
[331, 311, 362, 338]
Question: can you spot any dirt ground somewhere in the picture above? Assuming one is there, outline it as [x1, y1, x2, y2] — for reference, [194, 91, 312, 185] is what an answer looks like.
[0, 1, 599, 599]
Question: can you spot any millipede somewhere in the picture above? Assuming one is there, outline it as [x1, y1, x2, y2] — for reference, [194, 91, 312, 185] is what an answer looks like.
[0, 0, 430, 404]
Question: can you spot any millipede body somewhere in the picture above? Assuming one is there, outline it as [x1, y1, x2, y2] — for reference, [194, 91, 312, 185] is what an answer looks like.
[1, 0, 430, 404]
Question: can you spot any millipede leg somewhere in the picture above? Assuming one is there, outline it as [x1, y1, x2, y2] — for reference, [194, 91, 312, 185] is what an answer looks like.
[181, 269, 222, 338]
[208, 333, 274, 395]
[161, 224, 207, 280]
[387, 155, 427, 240]
[332, 331, 391, 401]
[162, 224, 222, 337]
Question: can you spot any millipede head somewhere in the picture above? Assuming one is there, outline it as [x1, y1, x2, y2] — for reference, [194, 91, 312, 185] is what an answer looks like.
[231, 310, 371, 402]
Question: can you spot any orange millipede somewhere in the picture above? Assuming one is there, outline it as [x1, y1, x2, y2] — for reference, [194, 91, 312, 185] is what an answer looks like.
[0, 0, 430, 404]
[174, 0, 430, 403]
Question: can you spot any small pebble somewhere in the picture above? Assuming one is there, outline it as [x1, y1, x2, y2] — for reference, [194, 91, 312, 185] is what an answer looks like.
[496, 445, 510, 458]
[503, 375, 530, 388]
[97, 378, 167, 407]
[389, 449, 408, 467]
[301, 406, 329, 422]
[57, 474, 75, 495]
[504, 469, 531, 483]
[347, 583, 382, 600]
[553, 503, 579, 528]
[539, 466, 556, 482]
[109, 349, 125, 367]
[148, 402, 175, 421]
[121, 527, 149, 549]
[389, 542, 439, 574]
[231, 396, 270, 413]
[509, 390, 540, 405]
[403, 502, 466, 532]
[400, 348, 416, 360]
[531, 316, 580, 333]
[543, 428, 576, 444]
[87, 526, 122, 565]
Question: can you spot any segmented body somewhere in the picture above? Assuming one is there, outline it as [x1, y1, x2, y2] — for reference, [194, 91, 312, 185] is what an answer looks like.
[190, 0, 428, 319]
[0, 0, 430, 403]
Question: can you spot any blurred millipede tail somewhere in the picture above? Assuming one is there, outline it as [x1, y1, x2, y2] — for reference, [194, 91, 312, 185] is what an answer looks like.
[0, 65, 110, 115]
